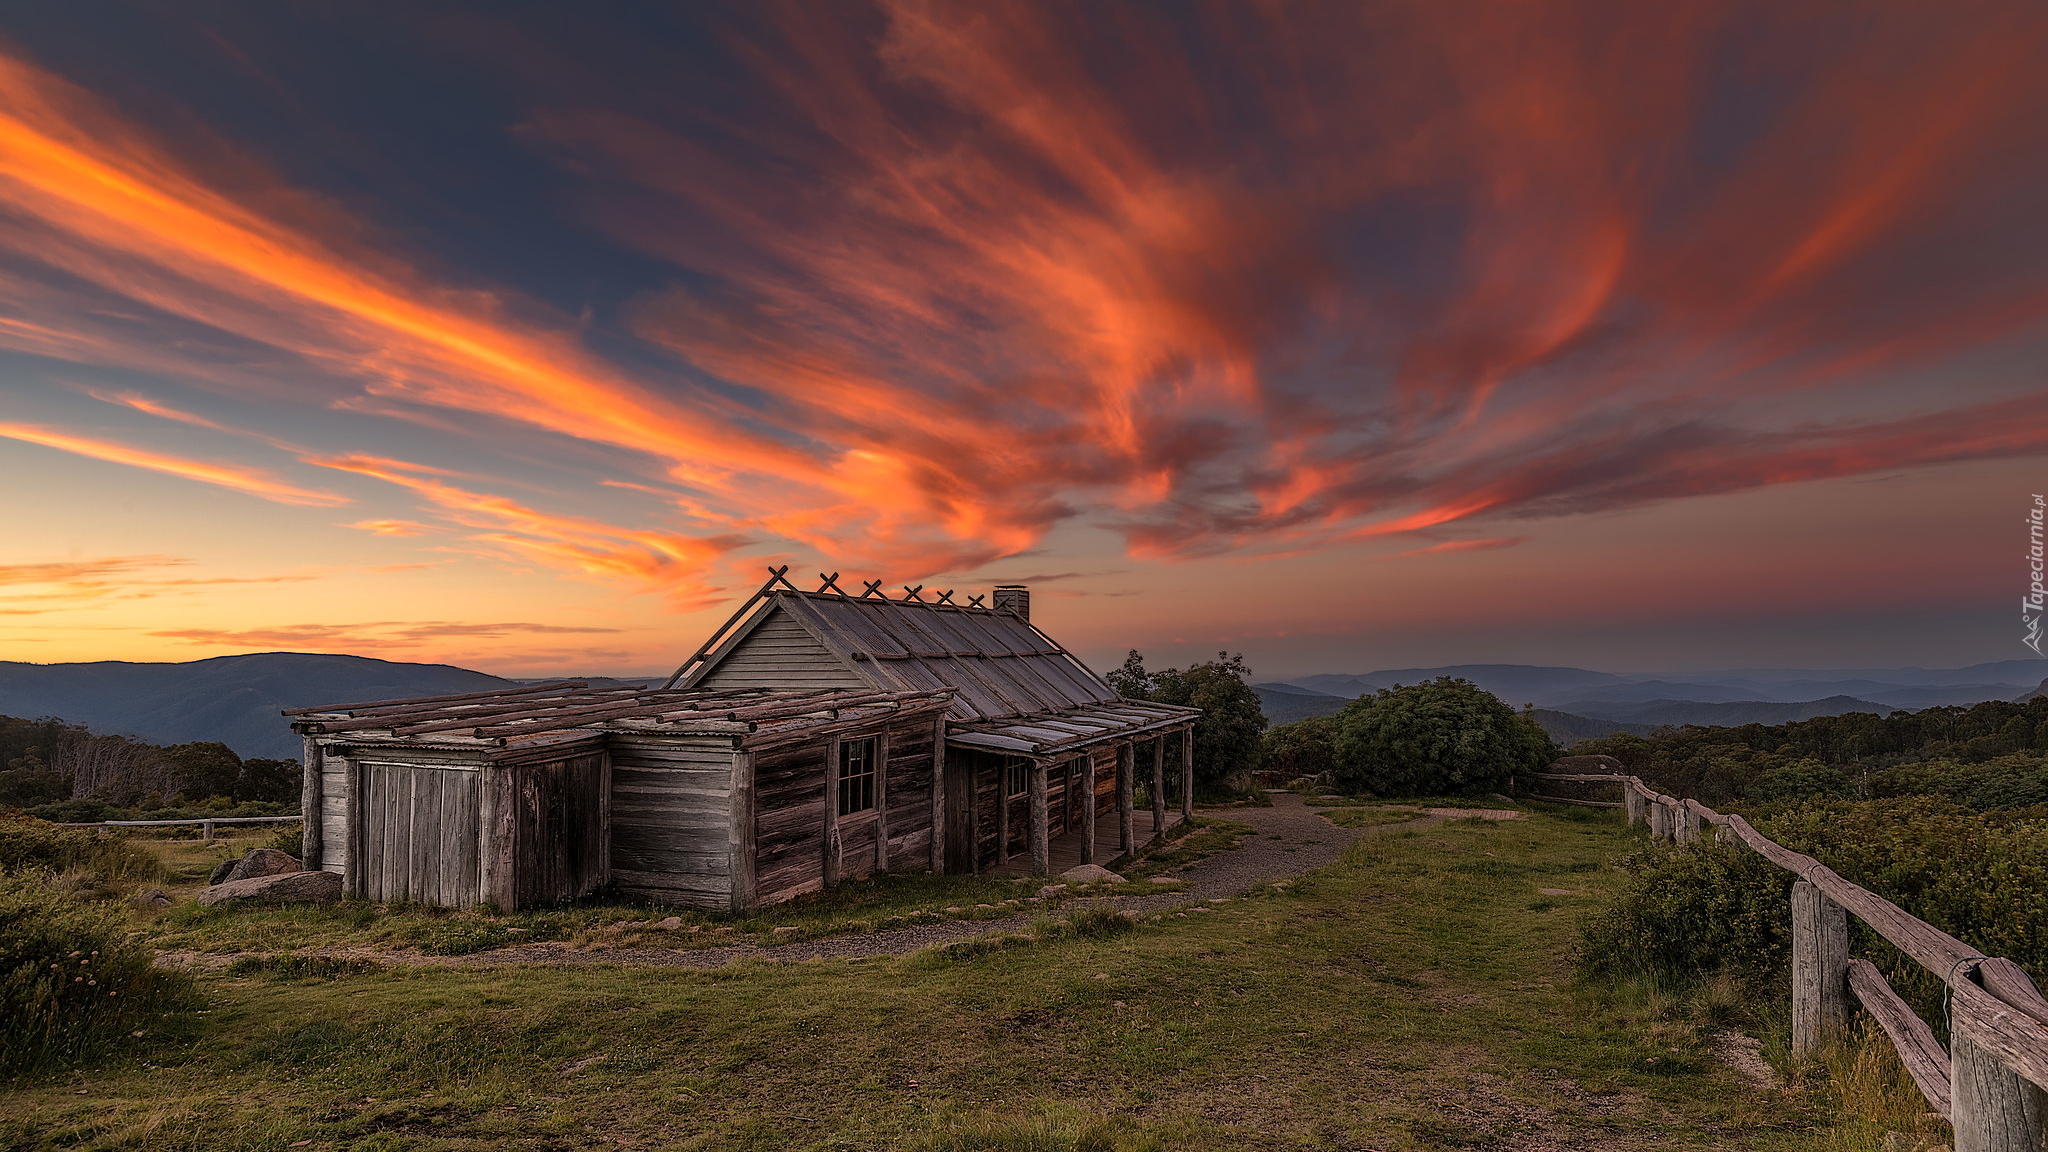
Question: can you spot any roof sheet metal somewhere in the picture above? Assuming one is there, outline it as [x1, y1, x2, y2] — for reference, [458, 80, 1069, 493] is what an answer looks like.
[944, 699, 1201, 758]
[760, 592, 1119, 723]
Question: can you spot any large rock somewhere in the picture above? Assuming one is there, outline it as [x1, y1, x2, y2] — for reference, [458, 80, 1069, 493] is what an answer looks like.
[197, 869, 341, 907]
[223, 848, 301, 883]
[1059, 864, 1127, 884]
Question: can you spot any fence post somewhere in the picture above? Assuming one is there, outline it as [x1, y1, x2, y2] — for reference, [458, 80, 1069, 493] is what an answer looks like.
[1622, 784, 1645, 827]
[201, 819, 216, 843]
[1679, 805, 1702, 845]
[1791, 880, 1851, 1058]
[1952, 1017, 2048, 1152]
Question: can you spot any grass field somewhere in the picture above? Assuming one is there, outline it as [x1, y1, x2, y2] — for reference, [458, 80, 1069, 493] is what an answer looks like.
[3, 809, 1874, 1151]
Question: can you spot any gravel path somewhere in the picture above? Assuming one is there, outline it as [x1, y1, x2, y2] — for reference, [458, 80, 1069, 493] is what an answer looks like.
[158, 795, 1464, 973]
[437, 793, 1435, 969]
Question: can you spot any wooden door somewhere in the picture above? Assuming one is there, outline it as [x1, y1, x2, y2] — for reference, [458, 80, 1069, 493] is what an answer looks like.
[944, 750, 975, 873]
[353, 761, 481, 906]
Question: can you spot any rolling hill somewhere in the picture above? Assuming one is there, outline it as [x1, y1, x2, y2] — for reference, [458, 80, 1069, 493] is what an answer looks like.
[0, 653, 516, 760]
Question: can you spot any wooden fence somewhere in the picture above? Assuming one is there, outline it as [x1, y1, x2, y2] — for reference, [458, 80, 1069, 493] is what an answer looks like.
[1535, 771, 2048, 1152]
[55, 814, 302, 843]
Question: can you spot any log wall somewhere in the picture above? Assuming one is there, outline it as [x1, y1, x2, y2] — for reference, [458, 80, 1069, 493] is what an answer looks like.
[608, 735, 740, 910]
[509, 751, 608, 908]
[350, 757, 483, 905]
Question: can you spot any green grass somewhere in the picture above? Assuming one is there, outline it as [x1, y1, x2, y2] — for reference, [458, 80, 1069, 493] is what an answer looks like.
[1316, 806, 1427, 829]
[1, 809, 1856, 1150]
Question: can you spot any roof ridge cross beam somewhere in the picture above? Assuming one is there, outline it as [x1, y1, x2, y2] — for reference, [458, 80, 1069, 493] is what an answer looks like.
[901, 585, 925, 602]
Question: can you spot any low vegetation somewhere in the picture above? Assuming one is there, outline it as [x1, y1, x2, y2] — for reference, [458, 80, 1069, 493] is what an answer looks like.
[4, 806, 1853, 1150]
[0, 714, 301, 813]
[1576, 694, 2048, 808]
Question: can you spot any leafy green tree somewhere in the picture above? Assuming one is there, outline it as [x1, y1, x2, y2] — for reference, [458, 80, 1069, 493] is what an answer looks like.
[235, 758, 302, 804]
[1104, 649, 1153, 699]
[1333, 676, 1554, 796]
[164, 742, 241, 804]
[1262, 715, 1339, 779]
[1112, 651, 1267, 792]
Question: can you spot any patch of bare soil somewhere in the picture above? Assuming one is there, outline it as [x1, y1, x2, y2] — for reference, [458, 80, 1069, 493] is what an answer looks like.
[1713, 1029, 1778, 1089]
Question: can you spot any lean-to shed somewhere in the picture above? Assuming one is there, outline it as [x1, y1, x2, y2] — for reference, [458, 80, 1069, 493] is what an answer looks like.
[289, 684, 952, 911]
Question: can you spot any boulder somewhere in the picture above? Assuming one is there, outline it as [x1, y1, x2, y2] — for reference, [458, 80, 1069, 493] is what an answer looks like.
[222, 848, 301, 883]
[1058, 864, 1126, 884]
[208, 858, 238, 885]
[1037, 884, 1069, 899]
[197, 869, 341, 907]
[132, 888, 172, 909]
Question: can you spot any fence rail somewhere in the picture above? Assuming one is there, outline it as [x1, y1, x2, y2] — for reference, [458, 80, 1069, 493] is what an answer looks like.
[1533, 770, 2048, 1151]
[55, 814, 303, 842]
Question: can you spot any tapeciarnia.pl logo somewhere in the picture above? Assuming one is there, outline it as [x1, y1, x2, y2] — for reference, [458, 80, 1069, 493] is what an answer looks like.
[2029, 494, 2045, 656]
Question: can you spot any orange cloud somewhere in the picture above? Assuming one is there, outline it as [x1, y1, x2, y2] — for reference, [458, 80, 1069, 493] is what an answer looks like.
[1381, 537, 1530, 562]
[149, 620, 622, 651]
[0, 424, 347, 506]
[314, 453, 745, 607]
[0, 6, 2046, 590]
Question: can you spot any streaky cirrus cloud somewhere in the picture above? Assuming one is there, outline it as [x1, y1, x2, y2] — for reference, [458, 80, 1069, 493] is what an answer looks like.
[0, 1, 2044, 607]
[0, 423, 347, 506]
[147, 620, 622, 651]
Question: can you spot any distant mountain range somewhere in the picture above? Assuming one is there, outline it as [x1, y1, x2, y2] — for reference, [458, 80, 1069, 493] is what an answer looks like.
[1, 652, 2039, 761]
[0, 654, 517, 760]
[1252, 659, 2047, 746]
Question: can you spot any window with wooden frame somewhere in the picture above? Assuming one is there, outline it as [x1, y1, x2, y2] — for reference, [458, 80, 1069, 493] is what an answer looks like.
[837, 737, 878, 816]
[1005, 757, 1030, 797]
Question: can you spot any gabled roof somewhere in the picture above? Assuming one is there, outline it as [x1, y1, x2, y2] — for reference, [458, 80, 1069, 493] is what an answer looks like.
[677, 588, 1123, 724]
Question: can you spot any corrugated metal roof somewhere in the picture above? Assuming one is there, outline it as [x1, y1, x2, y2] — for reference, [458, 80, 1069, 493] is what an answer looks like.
[945, 700, 1201, 758]
[760, 591, 1122, 723]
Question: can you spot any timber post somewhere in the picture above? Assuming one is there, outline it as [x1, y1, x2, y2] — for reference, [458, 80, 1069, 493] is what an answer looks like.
[823, 737, 842, 887]
[875, 728, 891, 874]
[997, 759, 1012, 865]
[1622, 782, 1644, 827]
[1079, 754, 1097, 866]
[1029, 761, 1050, 876]
[1180, 727, 1195, 823]
[1117, 743, 1135, 853]
[929, 717, 947, 873]
[1680, 803, 1702, 845]
[1151, 738, 1167, 842]
[299, 737, 324, 868]
[1952, 998, 2048, 1152]
[728, 750, 757, 912]
[1791, 880, 1852, 1058]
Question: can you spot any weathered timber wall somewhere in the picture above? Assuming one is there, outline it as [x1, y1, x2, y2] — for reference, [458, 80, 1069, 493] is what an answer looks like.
[608, 736, 737, 910]
[882, 716, 936, 868]
[753, 741, 829, 905]
[509, 751, 608, 908]
[351, 756, 484, 905]
[694, 606, 869, 692]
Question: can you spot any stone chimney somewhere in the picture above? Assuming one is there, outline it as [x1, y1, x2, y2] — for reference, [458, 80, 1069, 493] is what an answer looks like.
[991, 584, 1029, 622]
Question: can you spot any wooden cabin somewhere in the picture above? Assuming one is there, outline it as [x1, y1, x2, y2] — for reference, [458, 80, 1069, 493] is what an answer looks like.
[671, 570, 1202, 879]
[286, 570, 1200, 912]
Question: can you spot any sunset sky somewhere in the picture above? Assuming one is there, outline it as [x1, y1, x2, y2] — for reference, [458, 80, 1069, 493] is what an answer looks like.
[2, 2, 2046, 680]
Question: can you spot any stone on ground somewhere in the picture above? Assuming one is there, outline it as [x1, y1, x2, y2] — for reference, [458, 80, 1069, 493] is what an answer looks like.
[655, 916, 683, 930]
[1059, 864, 1125, 884]
[222, 848, 302, 883]
[1037, 883, 1069, 899]
[197, 869, 341, 906]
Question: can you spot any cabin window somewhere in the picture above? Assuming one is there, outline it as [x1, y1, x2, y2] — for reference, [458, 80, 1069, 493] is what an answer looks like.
[837, 737, 878, 816]
[1005, 758, 1030, 797]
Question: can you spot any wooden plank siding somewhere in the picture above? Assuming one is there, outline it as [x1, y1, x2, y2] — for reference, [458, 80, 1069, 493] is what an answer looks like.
[352, 760, 482, 905]
[753, 742, 829, 906]
[510, 752, 608, 908]
[609, 736, 738, 910]
[693, 607, 870, 692]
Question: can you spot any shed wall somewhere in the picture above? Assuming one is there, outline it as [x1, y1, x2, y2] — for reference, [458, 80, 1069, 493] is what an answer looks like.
[350, 758, 483, 905]
[608, 736, 737, 910]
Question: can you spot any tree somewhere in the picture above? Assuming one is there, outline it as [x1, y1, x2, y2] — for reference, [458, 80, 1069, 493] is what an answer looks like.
[235, 758, 302, 804]
[1263, 715, 1339, 779]
[1104, 649, 1153, 699]
[1123, 651, 1267, 793]
[164, 742, 241, 804]
[1333, 676, 1554, 796]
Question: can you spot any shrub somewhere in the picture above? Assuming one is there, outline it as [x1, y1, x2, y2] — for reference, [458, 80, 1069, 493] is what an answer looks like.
[1579, 839, 1794, 979]
[1261, 715, 1338, 779]
[0, 873, 194, 1076]
[0, 816, 164, 886]
[1331, 677, 1554, 797]
[1107, 651, 1268, 792]
[264, 822, 305, 859]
